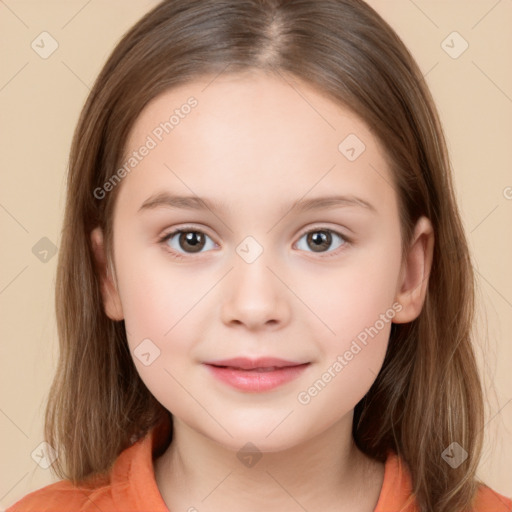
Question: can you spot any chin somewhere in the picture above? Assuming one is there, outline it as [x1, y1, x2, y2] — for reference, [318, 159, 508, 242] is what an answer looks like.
[215, 432, 301, 455]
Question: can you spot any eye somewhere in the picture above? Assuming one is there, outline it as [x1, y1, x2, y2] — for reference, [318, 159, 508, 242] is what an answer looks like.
[159, 227, 217, 257]
[159, 226, 350, 260]
[295, 228, 349, 256]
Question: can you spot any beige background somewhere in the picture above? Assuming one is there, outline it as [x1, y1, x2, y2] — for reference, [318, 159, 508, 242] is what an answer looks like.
[1, 0, 511, 508]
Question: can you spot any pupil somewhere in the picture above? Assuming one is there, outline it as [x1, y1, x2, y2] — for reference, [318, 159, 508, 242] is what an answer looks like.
[308, 231, 331, 252]
[181, 231, 204, 253]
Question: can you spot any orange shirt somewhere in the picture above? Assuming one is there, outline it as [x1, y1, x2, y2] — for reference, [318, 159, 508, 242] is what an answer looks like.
[6, 419, 512, 512]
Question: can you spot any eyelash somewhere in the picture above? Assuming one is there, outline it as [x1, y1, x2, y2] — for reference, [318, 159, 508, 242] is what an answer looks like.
[158, 225, 351, 260]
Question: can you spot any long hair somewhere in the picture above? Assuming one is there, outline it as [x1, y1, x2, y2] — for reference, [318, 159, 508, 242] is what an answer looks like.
[46, 1, 485, 510]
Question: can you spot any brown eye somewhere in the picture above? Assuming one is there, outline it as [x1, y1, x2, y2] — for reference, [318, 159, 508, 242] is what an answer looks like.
[161, 229, 216, 255]
[307, 230, 332, 252]
[177, 231, 206, 253]
[296, 228, 348, 255]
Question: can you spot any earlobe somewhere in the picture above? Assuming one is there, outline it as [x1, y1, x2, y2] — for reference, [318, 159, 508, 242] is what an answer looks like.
[393, 216, 434, 324]
[90, 227, 124, 321]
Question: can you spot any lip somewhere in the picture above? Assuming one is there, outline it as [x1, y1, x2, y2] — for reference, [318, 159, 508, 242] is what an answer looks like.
[203, 357, 310, 392]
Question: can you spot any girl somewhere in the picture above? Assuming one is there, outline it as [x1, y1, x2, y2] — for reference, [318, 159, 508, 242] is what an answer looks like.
[7, 0, 511, 511]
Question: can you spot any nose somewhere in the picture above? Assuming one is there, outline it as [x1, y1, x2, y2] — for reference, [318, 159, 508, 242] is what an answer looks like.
[220, 252, 291, 331]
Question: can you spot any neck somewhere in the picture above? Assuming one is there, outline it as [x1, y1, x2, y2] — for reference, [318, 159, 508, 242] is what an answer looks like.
[154, 413, 385, 512]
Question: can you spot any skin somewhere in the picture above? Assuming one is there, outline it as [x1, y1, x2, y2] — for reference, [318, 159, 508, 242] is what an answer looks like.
[91, 69, 434, 512]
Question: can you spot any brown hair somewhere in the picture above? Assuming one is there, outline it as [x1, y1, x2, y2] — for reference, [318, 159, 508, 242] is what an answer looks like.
[46, 1, 486, 510]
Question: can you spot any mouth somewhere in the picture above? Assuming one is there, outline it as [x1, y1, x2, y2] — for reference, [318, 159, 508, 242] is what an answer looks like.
[204, 356, 308, 370]
[210, 365, 293, 372]
[203, 357, 311, 392]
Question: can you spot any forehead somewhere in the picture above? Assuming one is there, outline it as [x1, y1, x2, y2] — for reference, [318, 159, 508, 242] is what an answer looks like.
[126, 70, 377, 154]
[118, 70, 396, 216]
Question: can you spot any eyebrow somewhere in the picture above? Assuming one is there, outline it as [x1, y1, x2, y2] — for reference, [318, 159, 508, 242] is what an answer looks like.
[138, 192, 377, 215]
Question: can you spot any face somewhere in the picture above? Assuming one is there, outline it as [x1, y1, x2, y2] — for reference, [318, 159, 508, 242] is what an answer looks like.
[93, 70, 432, 452]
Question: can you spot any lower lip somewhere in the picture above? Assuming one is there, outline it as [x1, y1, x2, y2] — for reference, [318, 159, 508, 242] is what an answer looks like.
[204, 363, 310, 392]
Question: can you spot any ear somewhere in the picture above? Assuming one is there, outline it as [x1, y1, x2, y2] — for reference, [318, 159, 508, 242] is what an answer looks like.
[393, 216, 434, 324]
[90, 227, 124, 321]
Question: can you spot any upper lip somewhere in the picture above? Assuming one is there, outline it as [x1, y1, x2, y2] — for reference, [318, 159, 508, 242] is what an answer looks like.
[204, 357, 308, 370]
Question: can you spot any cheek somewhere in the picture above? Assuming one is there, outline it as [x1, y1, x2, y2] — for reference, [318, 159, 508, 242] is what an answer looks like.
[302, 239, 402, 346]
[115, 257, 207, 409]
[120, 272, 174, 340]
[114, 251, 214, 393]
[295, 268, 398, 420]
[293, 238, 401, 403]
[117, 246, 202, 336]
